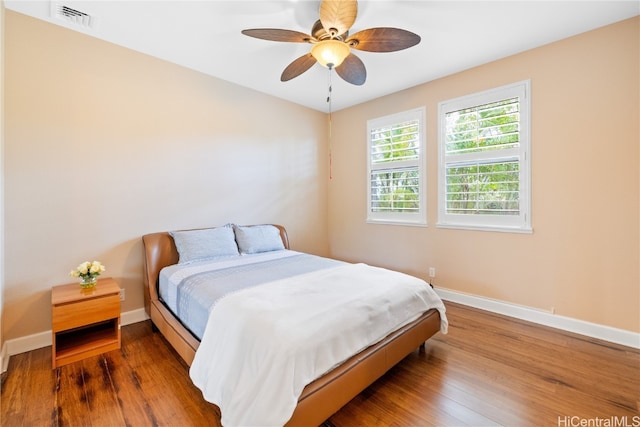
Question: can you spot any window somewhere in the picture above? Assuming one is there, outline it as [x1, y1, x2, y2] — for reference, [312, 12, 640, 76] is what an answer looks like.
[367, 108, 426, 225]
[438, 81, 531, 232]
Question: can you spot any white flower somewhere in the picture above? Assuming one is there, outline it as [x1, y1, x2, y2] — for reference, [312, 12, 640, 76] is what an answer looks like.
[89, 261, 104, 274]
[78, 262, 90, 275]
[70, 260, 106, 279]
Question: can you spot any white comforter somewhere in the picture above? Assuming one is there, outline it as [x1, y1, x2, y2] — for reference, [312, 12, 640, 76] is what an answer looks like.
[189, 262, 447, 427]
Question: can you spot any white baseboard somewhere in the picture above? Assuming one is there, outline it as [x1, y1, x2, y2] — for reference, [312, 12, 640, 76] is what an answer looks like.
[3, 295, 637, 375]
[435, 287, 640, 349]
[1, 341, 8, 374]
[121, 307, 149, 326]
[0, 308, 149, 373]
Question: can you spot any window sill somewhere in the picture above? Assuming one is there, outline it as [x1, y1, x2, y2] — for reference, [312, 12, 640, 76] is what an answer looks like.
[436, 222, 533, 234]
[366, 219, 428, 228]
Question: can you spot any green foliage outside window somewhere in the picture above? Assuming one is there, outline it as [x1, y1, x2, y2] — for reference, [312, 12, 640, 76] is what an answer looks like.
[445, 98, 521, 216]
[370, 121, 420, 213]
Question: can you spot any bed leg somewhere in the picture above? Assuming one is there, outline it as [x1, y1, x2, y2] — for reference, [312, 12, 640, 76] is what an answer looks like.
[150, 321, 159, 333]
[418, 342, 426, 353]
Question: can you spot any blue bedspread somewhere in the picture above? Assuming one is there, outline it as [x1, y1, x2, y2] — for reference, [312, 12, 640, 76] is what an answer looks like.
[159, 250, 344, 339]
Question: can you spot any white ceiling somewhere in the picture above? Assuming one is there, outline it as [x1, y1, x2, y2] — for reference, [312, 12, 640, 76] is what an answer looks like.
[5, 1, 639, 112]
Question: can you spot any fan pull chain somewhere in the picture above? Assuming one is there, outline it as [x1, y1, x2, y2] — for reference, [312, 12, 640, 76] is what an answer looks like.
[327, 67, 333, 180]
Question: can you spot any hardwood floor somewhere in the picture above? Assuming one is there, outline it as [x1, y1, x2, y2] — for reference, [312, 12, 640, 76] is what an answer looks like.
[2, 302, 638, 426]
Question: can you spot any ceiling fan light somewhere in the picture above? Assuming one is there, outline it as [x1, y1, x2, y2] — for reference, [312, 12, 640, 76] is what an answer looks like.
[311, 40, 350, 69]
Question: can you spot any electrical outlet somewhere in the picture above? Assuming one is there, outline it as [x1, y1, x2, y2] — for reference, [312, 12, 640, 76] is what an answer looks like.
[429, 267, 436, 278]
[120, 289, 125, 301]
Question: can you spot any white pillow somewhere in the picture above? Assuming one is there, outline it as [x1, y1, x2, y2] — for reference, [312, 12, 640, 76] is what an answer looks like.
[234, 225, 285, 254]
[170, 226, 239, 264]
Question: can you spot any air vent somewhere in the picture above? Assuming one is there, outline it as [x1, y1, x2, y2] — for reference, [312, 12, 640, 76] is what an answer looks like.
[50, 2, 97, 29]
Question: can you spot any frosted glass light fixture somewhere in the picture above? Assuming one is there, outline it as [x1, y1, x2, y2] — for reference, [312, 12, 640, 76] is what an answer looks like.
[311, 40, 350, 68]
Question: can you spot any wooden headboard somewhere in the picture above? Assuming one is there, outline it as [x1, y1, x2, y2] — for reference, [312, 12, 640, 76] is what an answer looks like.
[141, 224, 289, 315]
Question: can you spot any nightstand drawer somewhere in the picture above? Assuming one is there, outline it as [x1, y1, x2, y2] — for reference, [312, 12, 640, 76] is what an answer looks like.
[52, 294, 120, 332]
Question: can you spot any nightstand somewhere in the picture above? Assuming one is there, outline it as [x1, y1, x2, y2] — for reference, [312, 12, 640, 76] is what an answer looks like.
[51, 277, 121, 369]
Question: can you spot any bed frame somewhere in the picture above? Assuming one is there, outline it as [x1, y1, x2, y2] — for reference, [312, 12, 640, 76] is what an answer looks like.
[142, 225, 442, 426]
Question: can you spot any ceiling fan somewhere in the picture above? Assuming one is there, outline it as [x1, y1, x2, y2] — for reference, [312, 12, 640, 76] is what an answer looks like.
[241, 0, 420, 86]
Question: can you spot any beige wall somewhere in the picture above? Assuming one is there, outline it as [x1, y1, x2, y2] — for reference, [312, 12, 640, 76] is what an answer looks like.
[328, 17, 639, 333]
[3, 10, 639, 344]
[3, 11, 329, 340]
[1, 1, 5, 355]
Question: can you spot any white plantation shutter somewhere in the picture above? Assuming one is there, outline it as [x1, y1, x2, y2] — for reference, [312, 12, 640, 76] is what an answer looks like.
[367, 108, 426, 225]
[438, 81, 532, 232]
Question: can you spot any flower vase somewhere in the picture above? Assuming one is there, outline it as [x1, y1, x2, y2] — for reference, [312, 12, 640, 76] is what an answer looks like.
[80, 276, 98, 289]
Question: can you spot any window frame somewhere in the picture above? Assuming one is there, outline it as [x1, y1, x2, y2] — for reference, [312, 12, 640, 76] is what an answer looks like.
[437, 81, 532, 233]
[366, 107, 427, 226]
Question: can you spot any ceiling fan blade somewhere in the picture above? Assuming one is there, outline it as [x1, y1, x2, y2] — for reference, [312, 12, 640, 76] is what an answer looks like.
[281, 53, 318, 81]
[347, 27, 421, 52]
[319, 0, 358, 38]
[335, 53, 366, 86]
[242, 28, 313, 43]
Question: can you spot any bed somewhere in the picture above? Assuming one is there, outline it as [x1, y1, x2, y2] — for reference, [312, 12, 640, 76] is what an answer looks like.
[142, 224, 447, 426]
